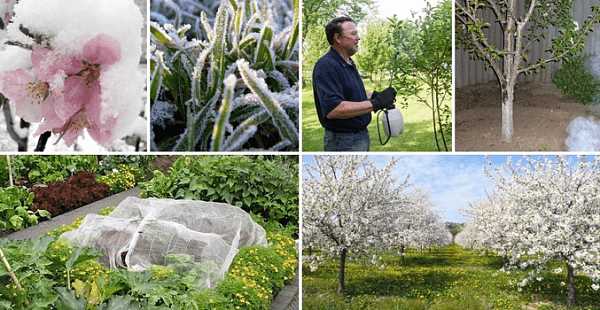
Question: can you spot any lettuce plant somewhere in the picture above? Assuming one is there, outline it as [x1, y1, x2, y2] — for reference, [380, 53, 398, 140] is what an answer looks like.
[150, 0, 299, 151]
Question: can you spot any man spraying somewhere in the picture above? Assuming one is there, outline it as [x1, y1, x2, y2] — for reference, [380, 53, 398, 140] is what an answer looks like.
[313, 16, 397, 151]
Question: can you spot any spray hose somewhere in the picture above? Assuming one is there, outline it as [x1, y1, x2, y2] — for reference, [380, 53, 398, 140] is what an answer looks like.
[377, 109, 393, 145]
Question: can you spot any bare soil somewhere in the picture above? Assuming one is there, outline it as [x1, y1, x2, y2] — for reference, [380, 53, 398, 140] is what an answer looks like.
[455, 81, 599, 151]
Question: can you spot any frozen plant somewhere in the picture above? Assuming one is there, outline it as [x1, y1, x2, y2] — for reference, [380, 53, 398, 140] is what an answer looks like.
[0, 0, 145, 150]
[150, 0, 299, 151]
[151, 0, 295, 39]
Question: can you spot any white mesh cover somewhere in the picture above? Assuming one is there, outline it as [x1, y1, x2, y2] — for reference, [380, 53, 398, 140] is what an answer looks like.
[61, 197, 268, 288]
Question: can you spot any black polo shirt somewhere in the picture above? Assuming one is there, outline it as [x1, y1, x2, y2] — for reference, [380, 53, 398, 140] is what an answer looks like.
[312, 47, 370, 132]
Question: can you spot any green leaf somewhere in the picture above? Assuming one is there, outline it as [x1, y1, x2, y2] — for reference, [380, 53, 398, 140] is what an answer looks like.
[8, 215, 23, 229]
[210, 74, 237, 151]
[37, 209, 51, 218]
[150, 58, 164, 102]
[101, 295, 135, 310]
[254, 25, 274, 70]
[210, 3, 229, 95]
[66, 247, 98, 271]
[55, 287, 86, 310]
[237, 60, 298, 146]
[284, 0, 299, 59]
[150, 23, 174, 48]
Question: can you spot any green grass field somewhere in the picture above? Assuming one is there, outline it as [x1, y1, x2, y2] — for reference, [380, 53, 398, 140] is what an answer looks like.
[301, 87, 452, 152]
[303, 245, 600, 310]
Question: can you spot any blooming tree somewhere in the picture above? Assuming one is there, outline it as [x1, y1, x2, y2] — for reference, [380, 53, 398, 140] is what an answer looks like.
[382, 189, 451, 263]
[303, 155, 451, 294]
[0, 0, 145, 151]
[456, 1, 600, 142]
[303, 155, 410, 293]
[469, 156, 600, 305]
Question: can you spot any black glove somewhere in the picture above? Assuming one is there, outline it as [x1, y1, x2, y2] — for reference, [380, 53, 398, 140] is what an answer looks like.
[371, 90, 380, 100]
[370, 87, 397, 112]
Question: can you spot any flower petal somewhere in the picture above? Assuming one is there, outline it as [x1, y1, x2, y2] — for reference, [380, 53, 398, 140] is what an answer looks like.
[63, 76, 93, 112]
[83, 34, 121, 66]
[0, 69, 43, 122]
[31, 48, 69, 81]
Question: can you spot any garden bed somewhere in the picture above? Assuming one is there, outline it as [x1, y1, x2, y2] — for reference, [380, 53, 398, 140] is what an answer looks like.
[0, 155, 299, 309]
[0, 155, 153, 235]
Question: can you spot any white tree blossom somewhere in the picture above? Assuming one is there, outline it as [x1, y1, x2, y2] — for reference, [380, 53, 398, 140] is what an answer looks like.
[303, 155, 451, 294]
[467, 156, 600, 306]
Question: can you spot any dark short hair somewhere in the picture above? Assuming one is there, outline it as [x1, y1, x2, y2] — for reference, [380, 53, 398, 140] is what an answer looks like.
[325, 16, 355, 45]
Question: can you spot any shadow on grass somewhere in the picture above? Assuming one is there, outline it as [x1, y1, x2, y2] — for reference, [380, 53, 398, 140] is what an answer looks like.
[344, 269, 461, 298]
[520, 272, 600, 309]
[383, 247, 505, 270]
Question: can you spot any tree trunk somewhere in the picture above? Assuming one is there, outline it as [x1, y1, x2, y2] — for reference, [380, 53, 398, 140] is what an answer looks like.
[433, 77, 448, 151]
[337, 247, 347, 294]
[430, 80, 441, 151]
[400, 245, 406, 265]
[567, 263, 577, 306]
[501, 84, 514, 143]
[501, 1, 517, 143]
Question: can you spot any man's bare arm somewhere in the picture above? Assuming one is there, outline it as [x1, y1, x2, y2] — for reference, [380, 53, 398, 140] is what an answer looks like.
[326, 100, 373, 119]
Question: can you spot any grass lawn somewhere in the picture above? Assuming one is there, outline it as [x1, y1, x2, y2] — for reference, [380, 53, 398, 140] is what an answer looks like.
[303, 245, 600, 310]
[301, 87, 452, 152]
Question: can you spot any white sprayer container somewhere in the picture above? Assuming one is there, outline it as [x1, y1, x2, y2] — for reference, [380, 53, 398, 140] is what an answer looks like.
[383, 109, 404, 137]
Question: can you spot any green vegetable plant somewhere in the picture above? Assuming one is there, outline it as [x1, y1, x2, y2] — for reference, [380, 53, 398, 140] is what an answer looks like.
[0, 186, 49, 232]
[12, 156, 99, 185]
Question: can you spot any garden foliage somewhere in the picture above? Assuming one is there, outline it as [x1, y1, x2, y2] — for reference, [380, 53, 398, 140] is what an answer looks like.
[98, 155, 156, 182]
[552, 56, 600, 105]
[12, 156, 99, 185]
[150, 0, 299, 151]
[96, 165, 137, 194]
[140, 156, 298, 227]
[0, 221, 297, 309]
[0, 186, 49, 232]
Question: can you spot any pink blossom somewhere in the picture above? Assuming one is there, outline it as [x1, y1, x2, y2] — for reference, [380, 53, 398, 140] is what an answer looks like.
[62, 34, 120, 110]
[0, 69, 47, 122]
[52, 34, 121, 145]
[0, 33, 122, 147]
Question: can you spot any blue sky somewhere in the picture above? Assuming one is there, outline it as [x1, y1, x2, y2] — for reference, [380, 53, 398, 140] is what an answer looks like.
[302, 155, 589, 223]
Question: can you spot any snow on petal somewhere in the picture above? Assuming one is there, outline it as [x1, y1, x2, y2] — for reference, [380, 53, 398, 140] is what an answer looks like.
[82, 34, 121, 67]
[31, 47, 69, 81]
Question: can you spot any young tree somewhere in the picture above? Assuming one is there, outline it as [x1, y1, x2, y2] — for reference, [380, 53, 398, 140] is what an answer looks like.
[476, 156, 600, 305]
[456, 1, 600, 142]
[355, 19, 392, 87]
[302, 155, 411, 294]
[387, 0, 452, 151]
